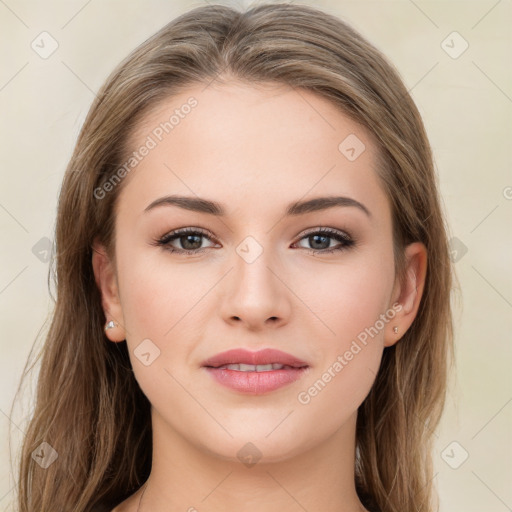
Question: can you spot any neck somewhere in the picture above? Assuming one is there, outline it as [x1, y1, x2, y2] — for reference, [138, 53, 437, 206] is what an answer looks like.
[138, 408, 367, 512]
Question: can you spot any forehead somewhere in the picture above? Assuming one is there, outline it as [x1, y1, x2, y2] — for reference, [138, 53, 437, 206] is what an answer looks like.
[118, 80, 390, 223]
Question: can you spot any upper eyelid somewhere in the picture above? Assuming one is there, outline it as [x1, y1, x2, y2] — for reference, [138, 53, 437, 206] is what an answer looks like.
[160, 226, 353, 244]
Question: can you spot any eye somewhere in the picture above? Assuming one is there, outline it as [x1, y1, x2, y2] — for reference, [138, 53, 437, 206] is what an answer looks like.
[153, 226, 355, 256]
[292, 227, 355, 254]
[154, 227, 218, 255]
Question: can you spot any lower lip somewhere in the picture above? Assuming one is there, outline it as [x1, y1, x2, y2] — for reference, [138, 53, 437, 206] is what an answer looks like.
[203, 367, 309, 394]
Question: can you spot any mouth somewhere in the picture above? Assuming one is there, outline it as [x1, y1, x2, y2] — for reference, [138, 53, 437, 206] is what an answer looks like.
[201, 348, 310, 394]
[210, 363, 304, 372]
[201, 347, 309, 369]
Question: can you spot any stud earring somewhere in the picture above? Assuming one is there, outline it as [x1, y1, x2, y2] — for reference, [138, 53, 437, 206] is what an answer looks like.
[393, 326, 398, 333]
[104, 320, 117, 332]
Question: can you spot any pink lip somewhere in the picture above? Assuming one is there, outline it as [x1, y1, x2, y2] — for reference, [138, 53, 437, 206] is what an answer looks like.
[201, 348, 310, 395]
[201, 348, 309, 368]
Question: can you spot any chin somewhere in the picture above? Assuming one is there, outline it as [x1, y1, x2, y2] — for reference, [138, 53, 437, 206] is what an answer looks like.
[191, 421, 318, 466]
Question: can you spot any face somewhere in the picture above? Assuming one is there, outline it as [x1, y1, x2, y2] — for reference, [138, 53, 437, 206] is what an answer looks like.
[95, 80, 420, 464]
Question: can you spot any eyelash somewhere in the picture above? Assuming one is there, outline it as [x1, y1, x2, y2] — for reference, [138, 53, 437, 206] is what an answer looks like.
[153, 226, 355, 256]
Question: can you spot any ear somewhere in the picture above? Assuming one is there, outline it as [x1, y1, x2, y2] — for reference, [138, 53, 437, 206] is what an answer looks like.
[384, 242, 427, 347]
[91, 239, 126, 342]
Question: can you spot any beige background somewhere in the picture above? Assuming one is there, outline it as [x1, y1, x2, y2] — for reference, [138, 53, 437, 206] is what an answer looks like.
[1, 0, 511, 510]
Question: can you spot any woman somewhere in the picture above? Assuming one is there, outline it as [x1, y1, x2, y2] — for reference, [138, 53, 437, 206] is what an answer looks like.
[15, 3, 454, 511]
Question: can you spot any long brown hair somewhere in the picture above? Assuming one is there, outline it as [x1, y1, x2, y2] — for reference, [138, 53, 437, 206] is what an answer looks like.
[13, 3, 455, 511]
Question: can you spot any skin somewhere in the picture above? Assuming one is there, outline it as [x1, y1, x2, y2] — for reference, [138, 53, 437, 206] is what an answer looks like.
[93, 80, 427, 512]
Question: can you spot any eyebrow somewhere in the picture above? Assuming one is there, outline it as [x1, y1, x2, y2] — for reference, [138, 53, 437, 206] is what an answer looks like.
[144, 194, 371, 218]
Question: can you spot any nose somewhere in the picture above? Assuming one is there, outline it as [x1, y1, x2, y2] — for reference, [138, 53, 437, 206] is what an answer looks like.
[219, 240, 292, 331]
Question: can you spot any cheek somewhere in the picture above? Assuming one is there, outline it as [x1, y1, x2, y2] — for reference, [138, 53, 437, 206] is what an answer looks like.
[116, 247, 203, 339]
[295, 250, 395, 345]
[292, 252, 394, 409]
[115, 250, 201, 401]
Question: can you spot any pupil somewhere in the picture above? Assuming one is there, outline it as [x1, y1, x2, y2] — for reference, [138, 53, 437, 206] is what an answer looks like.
[311, 234, 329, 249]
[182, 234, 202, 250]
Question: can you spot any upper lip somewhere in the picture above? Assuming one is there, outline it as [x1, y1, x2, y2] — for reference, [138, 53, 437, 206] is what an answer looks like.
[201, 348, 309, 368]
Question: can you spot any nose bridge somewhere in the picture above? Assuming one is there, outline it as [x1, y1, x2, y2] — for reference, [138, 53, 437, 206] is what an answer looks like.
[233, 233, 280, 302]
[220, 233, 291, 327]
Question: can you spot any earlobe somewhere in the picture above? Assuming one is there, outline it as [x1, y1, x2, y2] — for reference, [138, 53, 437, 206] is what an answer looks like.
[384, 242, 427, 347]
[91, 240, 126, 343]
